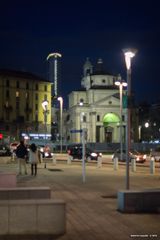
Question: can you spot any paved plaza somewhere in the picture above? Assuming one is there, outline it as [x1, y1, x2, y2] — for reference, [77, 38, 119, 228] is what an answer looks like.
[0, 158, 160, 240]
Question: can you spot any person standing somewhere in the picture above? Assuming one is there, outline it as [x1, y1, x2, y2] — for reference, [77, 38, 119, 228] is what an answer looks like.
[29, 143, 39, 176]
[16, 140, 28, 175]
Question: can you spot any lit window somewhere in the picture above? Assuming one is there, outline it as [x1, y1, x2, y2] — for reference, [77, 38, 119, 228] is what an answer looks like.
[16, 91, 19, 97]
[25, 92, 29, 98]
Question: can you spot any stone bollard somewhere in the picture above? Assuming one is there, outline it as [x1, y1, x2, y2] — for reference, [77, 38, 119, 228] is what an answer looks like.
[131, 158, 136, 172]
[40, 153, 43, 163]
[67, 155, 72, 164]
[97, 156, 102, 168]
[11, 152, 16, 162]
[113, 157, 118, 170]
[150, 157, 155, 174]
[52, 154, 56, 165]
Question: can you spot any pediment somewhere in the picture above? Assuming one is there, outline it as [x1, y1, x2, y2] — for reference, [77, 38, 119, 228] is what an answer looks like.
[95, 94, 120, 106]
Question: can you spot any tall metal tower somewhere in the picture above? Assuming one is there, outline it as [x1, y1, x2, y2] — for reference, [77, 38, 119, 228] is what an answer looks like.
[46, 52, 62, 100]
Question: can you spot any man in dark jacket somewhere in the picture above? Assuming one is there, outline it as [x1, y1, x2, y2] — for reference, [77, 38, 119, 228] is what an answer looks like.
[16, 140, 28, 175]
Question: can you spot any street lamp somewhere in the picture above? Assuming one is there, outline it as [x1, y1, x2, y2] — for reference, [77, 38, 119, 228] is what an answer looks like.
[123, 48, 137, 190]
[42, 100, 49, 145]
[79, 101, 86, 183]
[58, 97, 63, 153]
[115, 74, 127, 161]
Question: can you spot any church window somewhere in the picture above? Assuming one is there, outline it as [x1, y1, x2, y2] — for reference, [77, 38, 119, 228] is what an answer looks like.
[97, 115, 100, 121]
[83, 115, 86, 122]
[109, 101, 112, 104]
[79, 98, 84, 105]
[66, 114, 70, 121]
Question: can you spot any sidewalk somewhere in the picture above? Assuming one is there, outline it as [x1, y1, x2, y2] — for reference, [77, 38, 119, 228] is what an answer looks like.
[1, 160, 160, 240]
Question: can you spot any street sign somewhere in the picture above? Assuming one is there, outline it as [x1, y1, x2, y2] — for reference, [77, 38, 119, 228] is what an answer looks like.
[70, 129, 82, 133]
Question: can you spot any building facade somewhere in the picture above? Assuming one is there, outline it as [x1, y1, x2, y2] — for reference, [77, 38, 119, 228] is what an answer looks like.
[0, 69, 51, 141]
[65, 58, 130, 144]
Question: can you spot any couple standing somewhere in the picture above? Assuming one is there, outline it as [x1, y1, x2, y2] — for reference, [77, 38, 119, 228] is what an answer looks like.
[16, 141, 39, 176]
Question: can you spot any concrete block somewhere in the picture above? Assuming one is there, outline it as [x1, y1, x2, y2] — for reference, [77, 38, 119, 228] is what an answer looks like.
[118, 190, 160, 213]
[37, 199, 66, 235]
[0, 201, 8, 234]
[0, 198, 66, 236]
[0, 172, 17, 188]
[9, 200, 36, 234]
[0, 187, 51, 200]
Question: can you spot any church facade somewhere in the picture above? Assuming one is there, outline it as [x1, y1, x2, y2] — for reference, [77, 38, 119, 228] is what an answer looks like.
[65, 58, 131, 144]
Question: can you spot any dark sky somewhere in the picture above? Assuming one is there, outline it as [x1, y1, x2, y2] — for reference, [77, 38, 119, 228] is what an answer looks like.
[0, 1, 160, 106]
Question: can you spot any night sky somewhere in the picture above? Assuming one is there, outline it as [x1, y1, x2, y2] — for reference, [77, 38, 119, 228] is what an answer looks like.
[0, 1, 160, 107]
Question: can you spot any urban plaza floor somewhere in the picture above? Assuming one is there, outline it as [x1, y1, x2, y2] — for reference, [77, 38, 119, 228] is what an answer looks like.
[0, 157, 160, 240]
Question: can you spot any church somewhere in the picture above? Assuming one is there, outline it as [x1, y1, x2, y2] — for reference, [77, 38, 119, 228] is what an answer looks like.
[64, 58, 137, 144]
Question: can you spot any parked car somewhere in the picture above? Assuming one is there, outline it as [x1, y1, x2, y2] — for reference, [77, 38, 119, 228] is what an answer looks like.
[150, 147, 160, 162]
[0, 145, 12, 156]
[67, 144, 102, 161]
[10, 142, 19, 153]
[112, 149, 146, 163]
[39, 145, 53, 158]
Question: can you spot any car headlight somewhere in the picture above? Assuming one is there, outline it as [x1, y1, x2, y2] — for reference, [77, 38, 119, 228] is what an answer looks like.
[143, 154, 147, 159]
[91, 153, 97, 157]
[40, 147, 44, 152]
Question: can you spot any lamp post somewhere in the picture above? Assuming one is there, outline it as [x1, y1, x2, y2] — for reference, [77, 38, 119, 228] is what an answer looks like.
[79, 101, 86, 183]
[58, 97, 63, 153]
[123, 48, 137, 190]
[115, 74, 127, 161]
[42, 100, 49, 145]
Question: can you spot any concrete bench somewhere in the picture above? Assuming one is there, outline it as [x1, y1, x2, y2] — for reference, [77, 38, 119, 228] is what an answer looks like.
[0, 172, 17, 188]
[0, 187, 51, 200]
[0, 199, 66, 237]
[118, 189, 160, 213]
